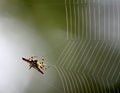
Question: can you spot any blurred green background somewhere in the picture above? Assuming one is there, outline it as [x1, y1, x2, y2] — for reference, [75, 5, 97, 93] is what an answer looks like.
[0, 0, 120, 93]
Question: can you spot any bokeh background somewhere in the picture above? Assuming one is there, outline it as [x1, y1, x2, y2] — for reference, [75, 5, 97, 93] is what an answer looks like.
[0, 0, 120, 93]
